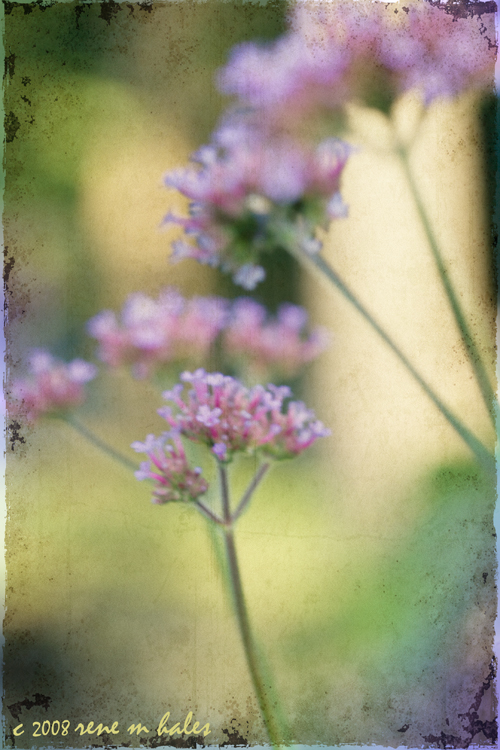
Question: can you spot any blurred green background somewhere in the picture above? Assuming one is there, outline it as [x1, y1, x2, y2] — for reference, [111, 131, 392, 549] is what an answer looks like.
[4, 1, 497, 747]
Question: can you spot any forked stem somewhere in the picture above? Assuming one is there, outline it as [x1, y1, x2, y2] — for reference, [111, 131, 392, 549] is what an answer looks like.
[232, 462, 270, 523]
[195, 500, 225, 525]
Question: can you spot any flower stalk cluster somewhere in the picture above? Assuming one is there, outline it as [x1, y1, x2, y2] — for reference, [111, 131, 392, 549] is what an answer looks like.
[165, 3, 495, 292]
[130, 370, 327, 747]
[132, 369, 330, 507]
[158, 0, 497, 471]
[10, 5, 497, 747]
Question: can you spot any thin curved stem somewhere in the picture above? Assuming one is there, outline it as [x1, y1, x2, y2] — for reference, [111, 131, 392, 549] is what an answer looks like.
[232, 462, 270, 523]
[195, 500, 225, 525]
[397, 146, 498, 425]
[286, 245, 495, 474]
[59, 413, 137, 472]
[217, 465, 288, 747]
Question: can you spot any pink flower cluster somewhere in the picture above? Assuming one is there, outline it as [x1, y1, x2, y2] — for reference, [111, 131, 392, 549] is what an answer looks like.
[157, 369, 330, 463]
[165, 120, 351, 288]
[162, 3, 494, 289]
[380, 3, 496, 104]
[224, 298, 328, 381]
[132, 432, 208, 504]
[219, 2, 495, 118]
[87, 288, 228, 379]
[10, 350, 97, 422]
[88, 288, 327, 382]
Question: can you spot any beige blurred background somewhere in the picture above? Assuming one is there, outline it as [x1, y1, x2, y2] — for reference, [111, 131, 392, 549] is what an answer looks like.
[311, 91, 496, 504]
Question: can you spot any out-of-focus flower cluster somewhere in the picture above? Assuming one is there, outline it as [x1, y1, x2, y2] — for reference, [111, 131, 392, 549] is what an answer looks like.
[9, 350, 97, 423]
[88, 287, 328, 383]
[224, 297, 328, 382]
[219, 1, 495, 119]
[165, 120, 351, 288]
[10, 291, 328, 426]
[87, 288, 228, 379]
[164, 2, 494, 288]
[132, 432, 208, 504]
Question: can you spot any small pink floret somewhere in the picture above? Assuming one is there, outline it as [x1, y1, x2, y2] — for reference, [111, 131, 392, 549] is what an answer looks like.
[132, 432, 209, 504]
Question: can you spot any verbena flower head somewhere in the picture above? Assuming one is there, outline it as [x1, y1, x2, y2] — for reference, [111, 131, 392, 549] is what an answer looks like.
[132, 432, 209, 504]
[218, 1, 495, 120]
[87, 288, 229, 378]
[165, 120, 351, 288]
[223, 298, 329, 381]
[379, 3, 496, 104]
[157, 369, 330, 462]
[10, 350, 97, 422]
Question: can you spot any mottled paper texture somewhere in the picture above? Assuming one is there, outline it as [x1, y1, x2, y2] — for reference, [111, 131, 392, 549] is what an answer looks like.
[3, 1, 498, 748]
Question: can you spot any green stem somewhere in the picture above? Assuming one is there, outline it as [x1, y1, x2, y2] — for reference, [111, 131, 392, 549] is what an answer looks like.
[232, 462, 270, 523]
[398, 146, 498, 425]
[287, 246, 495, 474]
[195, 499, 225, 525]
[218, 462, 231, 520]
[59, 414, 137, 472]
[218, 465, 286, 747]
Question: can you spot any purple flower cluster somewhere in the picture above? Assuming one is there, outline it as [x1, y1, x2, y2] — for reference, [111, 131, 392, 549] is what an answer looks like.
[163, 3, 494, 289]
[87, 288, 228, 379]
[224, 298, 328, 381]
[157, 369, 330, 462]
[10, 350, 97, 422]
[132, 432, 209, 504]
[132, 370, 330, 504]
[88, 288, 328, 382]
[165, 121, 351, 288]
[380, 4, 495, 104]
[132, 371, 330, 503]
[219, 2, 495, 118]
